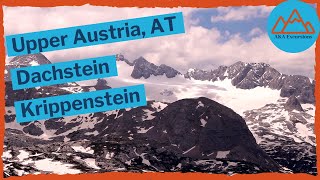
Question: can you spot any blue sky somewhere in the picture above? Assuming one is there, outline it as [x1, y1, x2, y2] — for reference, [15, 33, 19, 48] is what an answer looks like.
[190, 9, 268, 42]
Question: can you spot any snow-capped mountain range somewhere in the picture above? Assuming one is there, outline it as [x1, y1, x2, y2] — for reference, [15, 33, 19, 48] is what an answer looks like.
[2, 53, 316, 176]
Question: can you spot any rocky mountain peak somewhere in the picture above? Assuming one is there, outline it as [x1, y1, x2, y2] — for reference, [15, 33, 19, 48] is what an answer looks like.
[184, 66, 228, 81]
[184, 61, 314, 104]
[116, 53, 134, 66]
[5, 53, 52, 81]
[146, 97, 280, 171]
[116, 54, 125, 61]
[133, 56, 148, 64]
[94, 78, 111, 90]
[227, 61, 273, 88]
[184, 68, 213, 81]
[10, 53, 51, 66]
[131, 56, 180, 79]
[284, 95, 304, 112]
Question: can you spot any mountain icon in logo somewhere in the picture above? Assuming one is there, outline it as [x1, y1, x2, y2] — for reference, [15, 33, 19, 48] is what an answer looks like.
[272, 9, 315, 34]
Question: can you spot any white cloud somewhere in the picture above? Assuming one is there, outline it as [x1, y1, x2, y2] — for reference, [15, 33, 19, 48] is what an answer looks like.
[3, 5, 195, 35]
[211, 6, 274, 22]
[3, 6, 315, 78]
[248, 27, 263, 37]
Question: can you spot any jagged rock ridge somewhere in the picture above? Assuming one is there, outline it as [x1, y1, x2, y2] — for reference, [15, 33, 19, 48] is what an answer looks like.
[185, 61, 315, 104]
[117, 54, 181, 79]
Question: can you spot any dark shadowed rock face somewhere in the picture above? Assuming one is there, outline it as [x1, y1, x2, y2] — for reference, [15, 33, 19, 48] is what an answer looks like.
[284, 96, 304, 112]
[5, 65, 18, 82]
[131, 57, 180, 79]
[5, 81, 38, 106]
[147, 97, 280, 172]
[94, 78, 111, 90]
[280, 76, 315, 104]
[228, 62, 272, 89]
[22, 121, 44, 136]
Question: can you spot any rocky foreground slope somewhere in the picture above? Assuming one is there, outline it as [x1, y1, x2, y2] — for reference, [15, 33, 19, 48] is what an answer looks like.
[4, 97, 281, 176]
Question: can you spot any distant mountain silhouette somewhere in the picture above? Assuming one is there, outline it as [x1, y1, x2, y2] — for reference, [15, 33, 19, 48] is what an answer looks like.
[272, 9, 315, 34]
